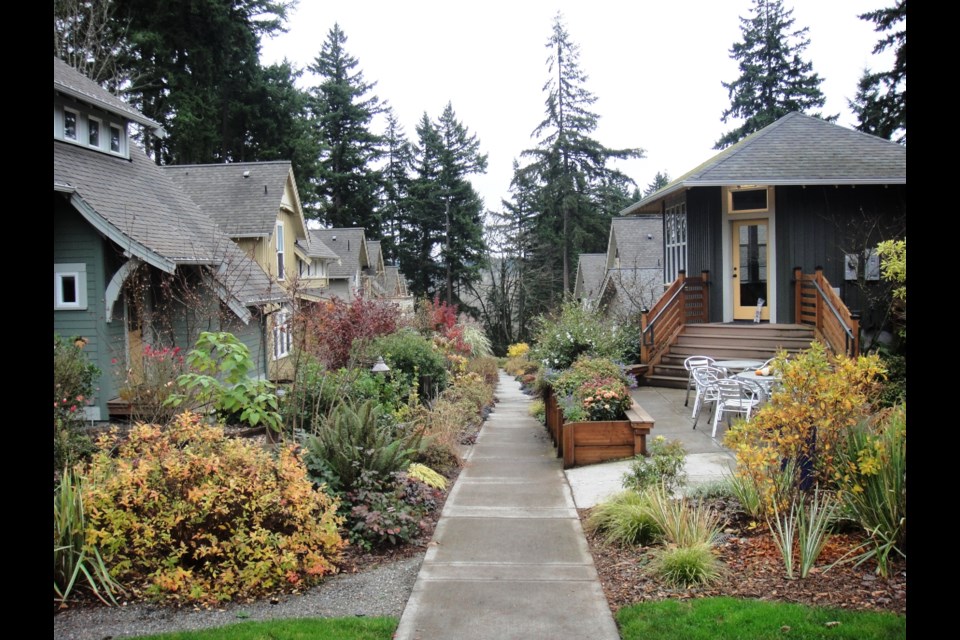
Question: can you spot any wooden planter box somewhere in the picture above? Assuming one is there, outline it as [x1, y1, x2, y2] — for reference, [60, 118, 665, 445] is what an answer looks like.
[561, 402, 655, 469]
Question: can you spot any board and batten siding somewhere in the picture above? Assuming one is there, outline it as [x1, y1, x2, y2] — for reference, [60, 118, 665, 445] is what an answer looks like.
[683, 187, 724, 320]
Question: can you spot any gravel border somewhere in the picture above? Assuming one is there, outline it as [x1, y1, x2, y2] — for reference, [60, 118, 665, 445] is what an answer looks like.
[53, 554, 424, 640]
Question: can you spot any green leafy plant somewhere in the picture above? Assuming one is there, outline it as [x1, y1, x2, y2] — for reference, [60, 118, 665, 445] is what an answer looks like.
[647, 542, 725, 588]
[622, 436, 687, 494]
[721, 471, 765, 521]
[54, 466, 124, 608]
[301, 399, 425, 495]
[365, 329, 450, 400]
[530, 301, 631, 369]
[53, 334, 99, 472]
[586, 490, 663, 547]
[83, 413, 343, 605]
[832, 404, 906, 577]
[166, 331, 282, 432]
[529, 399, 546, 424]
[797, 486, 839, 578]
[344, 470, 443, 551]
[407, 463, 447, 490]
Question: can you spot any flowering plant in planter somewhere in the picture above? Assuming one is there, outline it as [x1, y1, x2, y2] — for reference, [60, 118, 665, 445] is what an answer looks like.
[578, 376, 632, 421]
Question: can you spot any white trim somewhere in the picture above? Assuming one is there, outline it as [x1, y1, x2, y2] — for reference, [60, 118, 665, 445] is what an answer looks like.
[272, 307, 292, 360]
[105, 258, 142, 322]
[109, 122, 124, 155]
[87, 115, 102, 148]
[276, 221, 285, 281]
[54, 263, 87, 310]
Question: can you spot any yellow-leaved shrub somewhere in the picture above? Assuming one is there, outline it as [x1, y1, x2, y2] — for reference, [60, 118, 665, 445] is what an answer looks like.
[723, 343, 887, 513]
[82, 412, 344, 605]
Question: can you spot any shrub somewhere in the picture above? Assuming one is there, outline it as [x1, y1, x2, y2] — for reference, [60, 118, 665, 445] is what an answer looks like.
[83, 413, 344, 604]
[506, 342, 530, 358]
[721, 471, 765, 521]
[833, 404, 906, 576]
[117, 344, 186, 425]
[586, 490, 663, 547]
[54, 334, 99, 472]
[530, 301, 630, 370]
[407, 463, 447, 490]
[408, 397, 475, 473]
[366, 329, 449, 400]
[54, 466, 123, 608]
[167, 331, 282, 432]
[723, 343, 886, 510]
[459, 322, 493, 358]
[648, 543, 725, 588]
[344, 470, 444, 551]
[529, 399, 546, 425]
[622, 436, 688, 494]
[300, 399, 424, 495]
[552, 356, 635, 422]
[466, 356, 500, 386]
[298, 294, 399, 370]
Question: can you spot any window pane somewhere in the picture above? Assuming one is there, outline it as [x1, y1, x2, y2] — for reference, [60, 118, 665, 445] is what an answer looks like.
[731, 189, 767, 212]
[110, 125, 121, 152]
[61, 275, 77, 303]
[89, 119, 100, 147]
[64, 111, 77, 139]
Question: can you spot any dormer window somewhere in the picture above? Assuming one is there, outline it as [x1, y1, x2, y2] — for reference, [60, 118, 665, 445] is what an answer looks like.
[110, 124, 121, 153]
[88, 117, 101, 147]
[64, 109, 78, 141]
[276, 221, 285, 280]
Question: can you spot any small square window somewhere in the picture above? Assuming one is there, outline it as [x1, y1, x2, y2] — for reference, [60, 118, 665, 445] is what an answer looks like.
[64, 110, 77, 140]
[54, 263, 87, 310]
[110, 125, 122, 152]
[88, 118, 100, 147]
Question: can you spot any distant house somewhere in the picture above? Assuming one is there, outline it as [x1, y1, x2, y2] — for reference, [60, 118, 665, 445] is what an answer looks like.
[164, 161, 339, 379]
[623, 112, 905, 333]
[310, 228, 370, 300]
[53, 58, 286, 418]
[596, 216, 664, 319]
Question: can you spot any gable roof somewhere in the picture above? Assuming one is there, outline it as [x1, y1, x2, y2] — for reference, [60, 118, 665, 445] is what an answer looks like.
[608, 216, 662, 268]
[310, 228, 368, 278]
[365, 240, 384, 274]
[574, 253, 607, 301]
[163, 161, 305, 239]
[625, 112, 907, 214]
[53, 57, 164, 135]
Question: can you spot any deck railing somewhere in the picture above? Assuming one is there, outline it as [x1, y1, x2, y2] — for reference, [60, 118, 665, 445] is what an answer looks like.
[639, 270, 710, 371]
[794, 267, 860, 358]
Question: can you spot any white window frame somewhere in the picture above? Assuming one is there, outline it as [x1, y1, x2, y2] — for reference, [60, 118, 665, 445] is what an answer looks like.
[88, 115, 101, 148]
[54, 263, 87, 310]
[109, 123, 123, 154]
[63, 108, 79, 141]
[272, 308, 292, 360]
[276, 221, 285, 280]
[664, 201, 687, 284]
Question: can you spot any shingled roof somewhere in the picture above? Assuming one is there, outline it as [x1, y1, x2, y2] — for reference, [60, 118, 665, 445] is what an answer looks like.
[163, 162, 301, 239]
[54, 141, 285, 311]
[53, 57, 164, 135]
[608, 216, 662, 269]
[624, 112, 907, 215]
[574, 254, 607, 302]
[311, 228, 368, 279]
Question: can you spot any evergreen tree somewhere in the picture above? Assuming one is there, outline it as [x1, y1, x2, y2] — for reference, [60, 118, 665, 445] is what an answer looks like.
[308, 23, 385, 230]
[378, 107, 414, 265]
[644, 171, 671, 197]
[244, 60, 323, 214]
[715, 0, 834, 149]
[401, 113, 446, 300]
[110, 0, 293, 164]
[520, 12, 644, 304]
[851, 0, 906, 143]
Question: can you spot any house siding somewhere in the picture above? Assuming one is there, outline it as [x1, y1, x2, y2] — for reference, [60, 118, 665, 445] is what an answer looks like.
[774, 185, 906, 331]
[684, 187, 724, 319]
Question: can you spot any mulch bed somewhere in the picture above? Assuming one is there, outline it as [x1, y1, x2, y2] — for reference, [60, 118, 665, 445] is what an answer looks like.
[579, 497, 906, 617]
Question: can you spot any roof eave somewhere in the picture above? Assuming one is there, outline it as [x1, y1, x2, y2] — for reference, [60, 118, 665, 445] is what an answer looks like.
[54, 84, 166, 137]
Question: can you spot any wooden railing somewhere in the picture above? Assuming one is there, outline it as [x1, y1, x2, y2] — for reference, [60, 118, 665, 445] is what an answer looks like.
[794, 267, 860, 358]
[639, 271, 710, 372]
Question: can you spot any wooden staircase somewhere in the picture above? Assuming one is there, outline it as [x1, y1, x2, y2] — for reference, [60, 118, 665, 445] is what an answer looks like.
[643, 323, 816, 388]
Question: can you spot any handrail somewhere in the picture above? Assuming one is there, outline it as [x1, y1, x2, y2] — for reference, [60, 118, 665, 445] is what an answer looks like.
[639, 270, 710, 371]
[793, 267, 860, 358]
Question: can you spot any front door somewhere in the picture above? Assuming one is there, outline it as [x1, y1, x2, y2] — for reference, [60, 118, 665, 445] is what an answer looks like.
[732, 219, 769, 321]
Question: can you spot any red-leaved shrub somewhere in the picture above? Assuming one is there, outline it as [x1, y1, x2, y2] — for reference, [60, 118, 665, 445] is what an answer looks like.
[299, 295, 399, 369]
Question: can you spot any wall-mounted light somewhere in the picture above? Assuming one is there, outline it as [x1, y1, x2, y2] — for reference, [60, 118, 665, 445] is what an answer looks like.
[647, 233, 653, 240]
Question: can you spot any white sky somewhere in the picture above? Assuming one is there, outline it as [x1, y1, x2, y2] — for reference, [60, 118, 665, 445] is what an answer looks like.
[259, 0, 895, 212]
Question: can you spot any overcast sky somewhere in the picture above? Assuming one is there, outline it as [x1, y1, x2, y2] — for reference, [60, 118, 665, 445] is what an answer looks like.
[259, 0, 896, 213]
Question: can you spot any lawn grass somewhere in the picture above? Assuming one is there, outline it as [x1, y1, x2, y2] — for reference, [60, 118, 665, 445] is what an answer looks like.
[616, 597, 906, 640]
[130, 616, 398, 640]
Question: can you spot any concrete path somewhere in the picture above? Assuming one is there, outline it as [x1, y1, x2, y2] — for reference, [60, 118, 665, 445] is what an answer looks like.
[395, 371, 620, 640]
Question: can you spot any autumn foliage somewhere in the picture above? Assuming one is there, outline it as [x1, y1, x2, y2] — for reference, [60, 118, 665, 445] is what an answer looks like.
[82, 413, 344, 604]
[299, 295, 400, 369]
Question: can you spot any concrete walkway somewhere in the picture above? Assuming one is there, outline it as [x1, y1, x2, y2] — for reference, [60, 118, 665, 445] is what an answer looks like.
[395, 371, 620, 640]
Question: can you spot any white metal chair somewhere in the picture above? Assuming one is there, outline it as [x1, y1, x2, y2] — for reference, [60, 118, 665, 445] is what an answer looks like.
[683, 356, 716, 408]
[710, 378, 764, 438]
[691, 365, 728, 428]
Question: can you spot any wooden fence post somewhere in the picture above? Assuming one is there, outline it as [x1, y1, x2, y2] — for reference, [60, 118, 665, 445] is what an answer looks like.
[814, 266, 824, 336]
[700, 270, 710, 322]
[793, 267, 803, 324]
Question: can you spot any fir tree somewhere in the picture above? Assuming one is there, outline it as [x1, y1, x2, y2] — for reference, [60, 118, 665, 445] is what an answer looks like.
[644, 171, 671, 197]
[308, 23, 385, 230]
[715, 0, 834, 149]
[378, 107, 414, 265]
[520, 12, 643, 304]
[850, 0, 906, 143]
